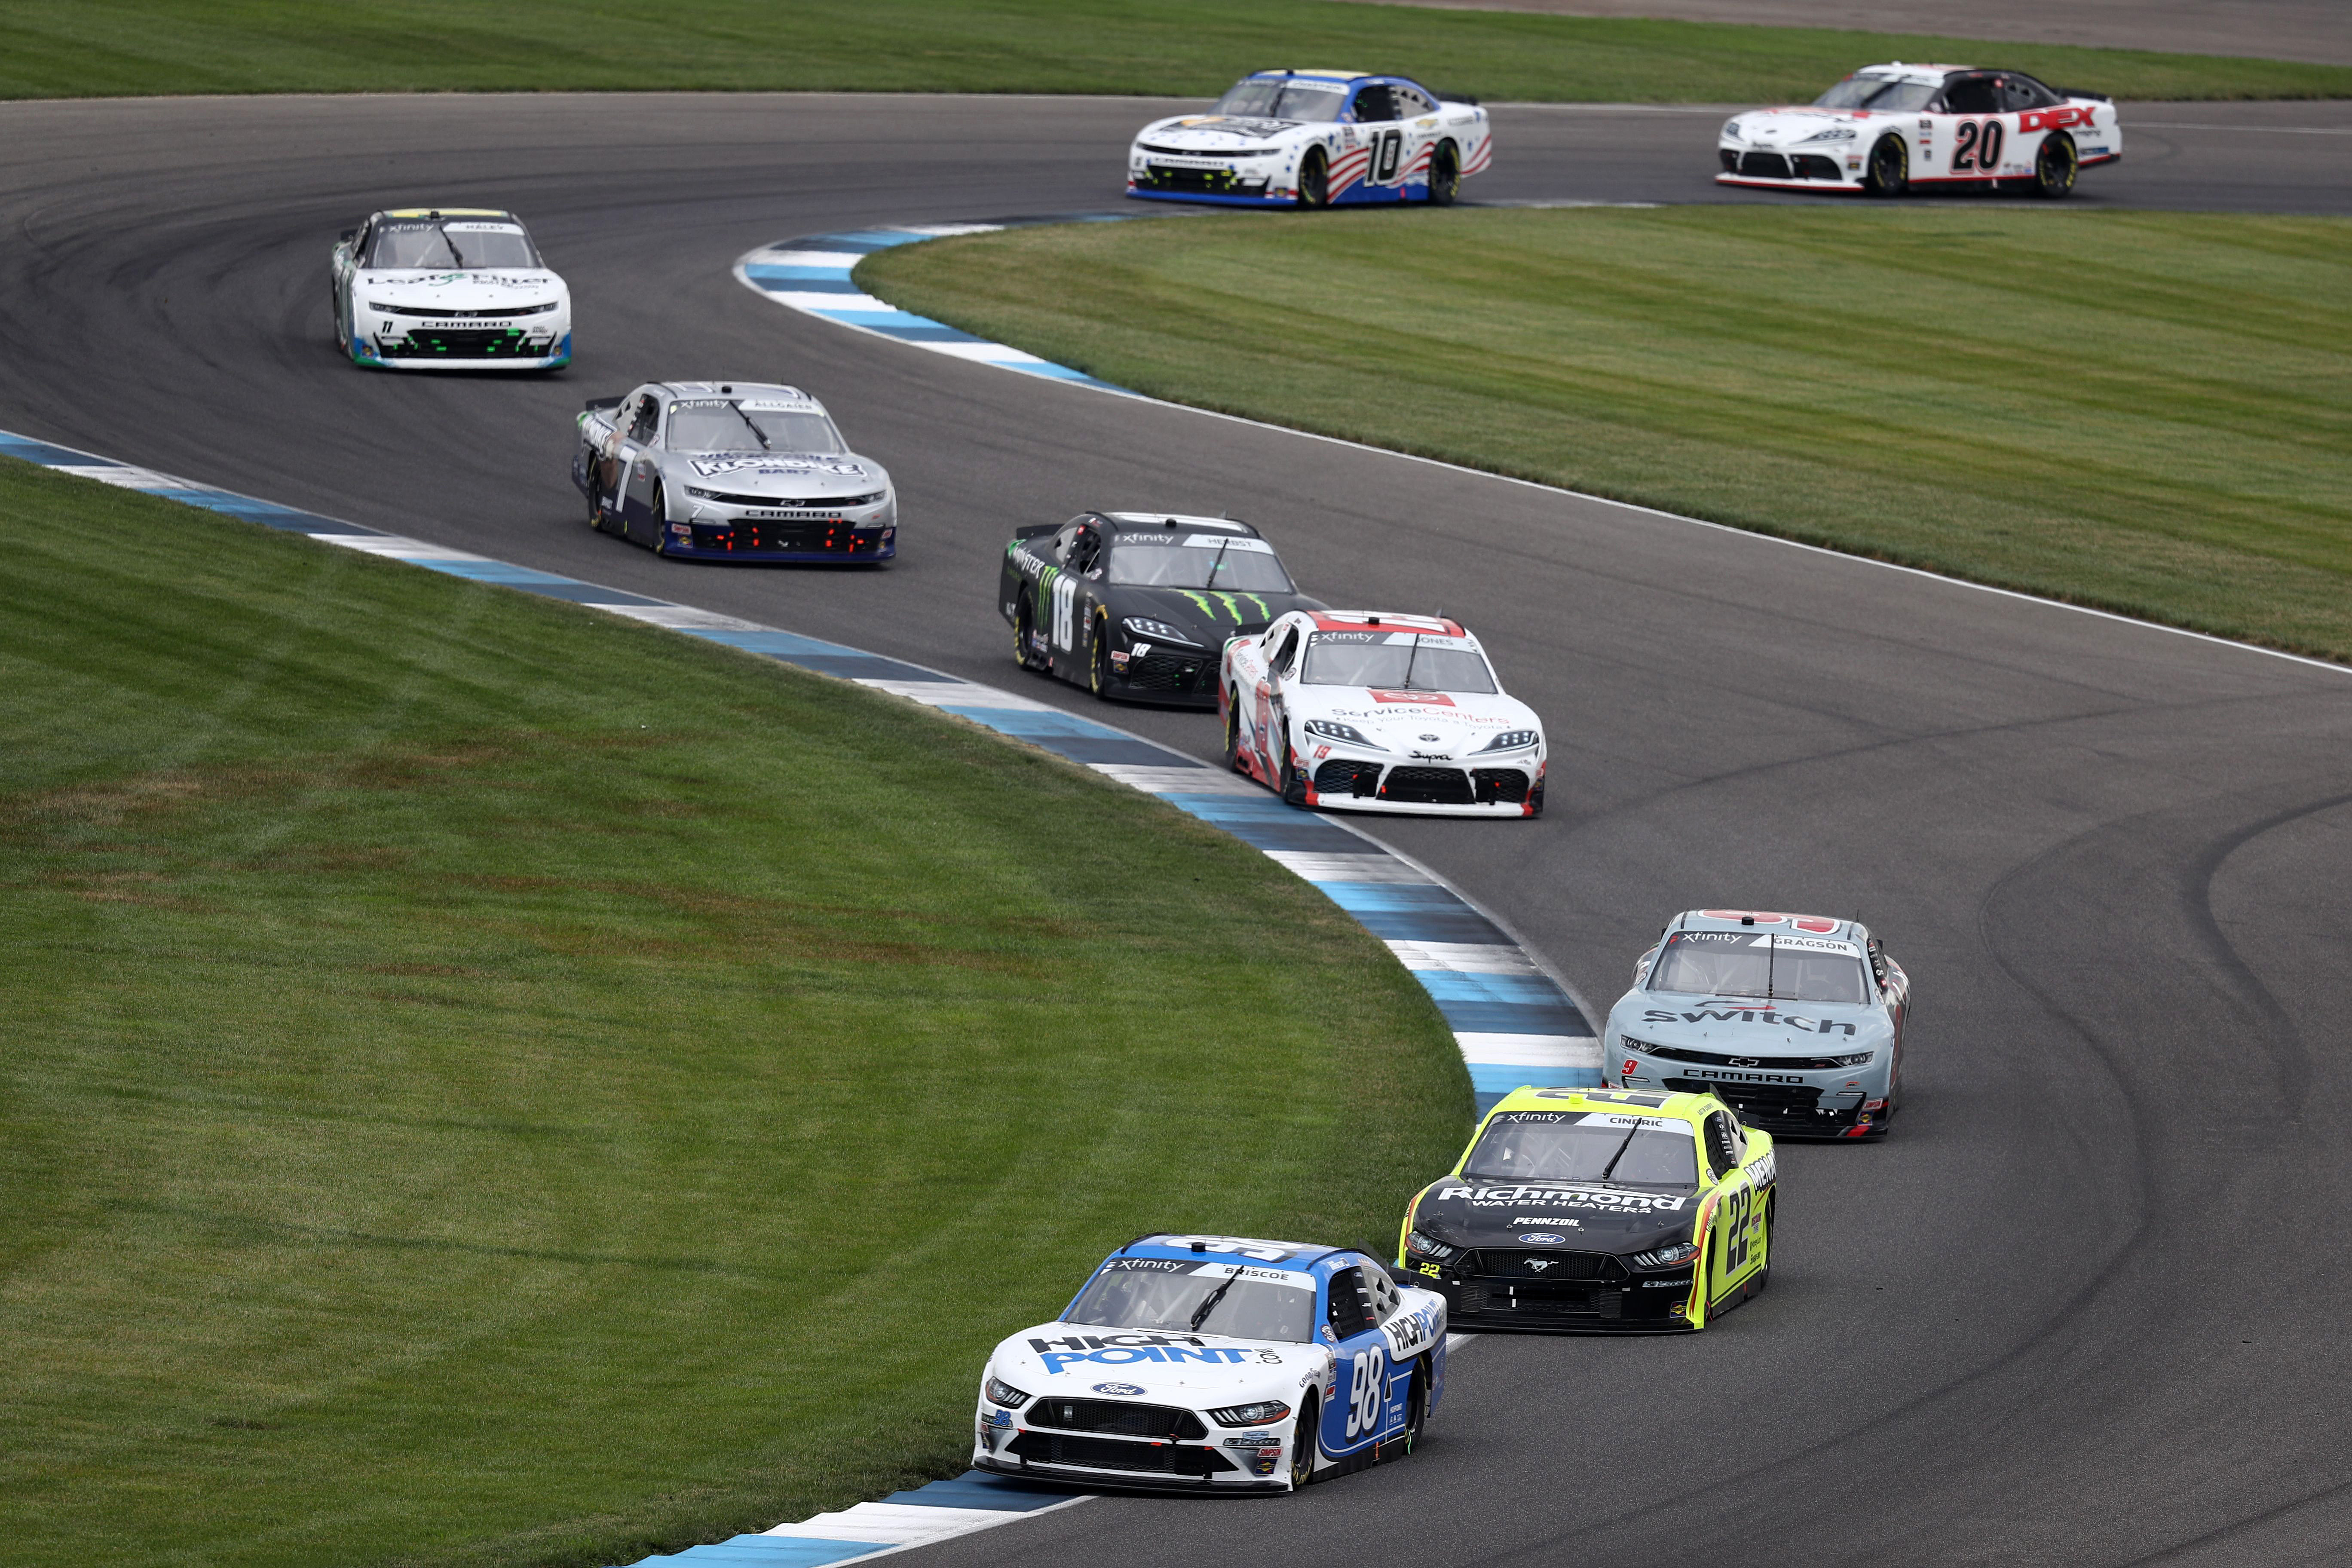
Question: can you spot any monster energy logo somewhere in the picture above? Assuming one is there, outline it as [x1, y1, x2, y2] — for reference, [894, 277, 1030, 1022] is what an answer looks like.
[1173, 590, 1271, 622]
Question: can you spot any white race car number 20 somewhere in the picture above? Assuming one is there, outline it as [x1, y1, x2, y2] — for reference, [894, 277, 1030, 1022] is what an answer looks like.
[1345, 1344, 1387, 1439]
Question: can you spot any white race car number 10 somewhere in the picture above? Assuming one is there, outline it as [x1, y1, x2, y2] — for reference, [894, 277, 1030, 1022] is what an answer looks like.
[1346, 1345, 1387, 1439]
[1051, 574, 1078, 652]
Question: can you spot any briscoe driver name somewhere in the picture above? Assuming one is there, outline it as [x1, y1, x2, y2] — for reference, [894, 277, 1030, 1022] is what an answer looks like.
[1436, 1183, 1692, 1213]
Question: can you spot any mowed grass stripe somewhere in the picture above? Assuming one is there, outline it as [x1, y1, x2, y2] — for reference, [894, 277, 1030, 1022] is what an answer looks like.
[857, 208, 2352, 662]
[0, 456, 1468, 1568]
[1, 0, 2348, 102]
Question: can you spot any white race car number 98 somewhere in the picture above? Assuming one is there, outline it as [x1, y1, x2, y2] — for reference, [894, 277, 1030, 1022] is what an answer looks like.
[1345, 1345, 1387, 1439]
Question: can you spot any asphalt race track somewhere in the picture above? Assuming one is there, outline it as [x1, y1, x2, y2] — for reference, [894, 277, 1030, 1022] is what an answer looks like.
[6, 89, 2352, 1567]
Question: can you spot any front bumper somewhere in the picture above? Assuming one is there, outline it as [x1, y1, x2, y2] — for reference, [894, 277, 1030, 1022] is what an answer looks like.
[1615, 1053, 1890, 1139]
[1303, 752, 1543, 817]
[351, 329, 571, 369]
[1103, 645, 1220, 706]
[973, 1406, 1290, 1492]
[1127, 159, 1291, 205]
[1715, 146, 1862, 190]
[1414, 1264, 1697, 1333]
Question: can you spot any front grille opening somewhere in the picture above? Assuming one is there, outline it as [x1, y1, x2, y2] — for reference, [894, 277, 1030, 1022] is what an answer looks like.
[1738, 151, 1792, 178]
[1125, 651, 1210, 693]
[1008, 1431, 1235, 1476]
[1462, 1250, 1628, 1283]
[1137, 165, 1268, 196]
[1315, 759, 1382, 796]
[381, 328, 544, 358]
[1381, 766, 1473, 805]
[689, 522, 881, 554]
[1791, 153, 1843, 180]
[1026, 1400, 1207, 1441]
[1470, 768, 1528, 804]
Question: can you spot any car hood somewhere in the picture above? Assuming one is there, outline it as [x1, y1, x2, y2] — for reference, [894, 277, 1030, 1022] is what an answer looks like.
[1114, 586, 1323, 644]
[665, 452, 888, 495]
[1137, 115, 1311, 150]
[1611, 993, 1893, 1055]
[357, 269, 565, 303]
[989, 1320, 1317, 1403]
[1724, 107, 1874, 143]
[1289, 686, 1540, 758]
[1413, 1178, 1700, 1246]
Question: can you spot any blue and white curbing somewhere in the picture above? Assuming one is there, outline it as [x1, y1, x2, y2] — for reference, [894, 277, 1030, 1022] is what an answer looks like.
[732, 220, 1139, 394]
[2, 380, 1594, 1564]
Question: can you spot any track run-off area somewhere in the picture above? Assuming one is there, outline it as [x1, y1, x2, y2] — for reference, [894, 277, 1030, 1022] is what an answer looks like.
[4, 89, 2352, 1566]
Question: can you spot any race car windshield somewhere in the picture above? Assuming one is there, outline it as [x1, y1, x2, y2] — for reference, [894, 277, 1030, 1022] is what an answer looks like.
[1213, 78, 1351, 121]
[1648, 934, 1870, 1004]
[665, 405, 845, 454]
[1300, 634, 1498, 693]
[364, 220, 542, 270]
[1812, 76, 1938, 112]
[1107, 542, 1296, 593]
[1064, 1266, 1317, 1343]
[1462, 1115, 1700, 1188]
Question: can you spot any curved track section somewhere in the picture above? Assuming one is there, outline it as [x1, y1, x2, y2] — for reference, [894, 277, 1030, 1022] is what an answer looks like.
[4, 93, 2352, 1565]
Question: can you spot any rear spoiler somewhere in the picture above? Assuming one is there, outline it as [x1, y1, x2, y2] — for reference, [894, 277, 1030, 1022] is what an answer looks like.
[582, 395, 623, 412]
[2053, 86, 2110, 101]
[1436, 90, 1480, 105]
[1013, 522, 1058, 540]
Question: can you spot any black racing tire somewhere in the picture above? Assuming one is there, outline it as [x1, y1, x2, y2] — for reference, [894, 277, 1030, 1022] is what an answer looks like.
[1296, 147, 1331, 210]
[646, 481, 670, 555]
[1862, 135, 1910, 198]
[1278, 729, 1309, 807]
[1089, 612, 1111, 698]
[1426, 141, 1461, 206]
[1287, 1392, 1320, 1491]
[1222, 691, 1246, 772]
[2032, 130, 2079, 199]
[585, 478, 604, 531]
[1400, 1361, 1428, 1456]
[1526, 780, 1545, 819]
[1012, 599, 1045, 672]
[1753, 1193, 1776, 1293]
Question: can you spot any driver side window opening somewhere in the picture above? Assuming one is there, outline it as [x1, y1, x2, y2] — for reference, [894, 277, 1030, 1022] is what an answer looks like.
[1942, 75, 2000, 116]
[1069, 527, 1104, 576]
[1325, 1266, 1372, 1338]
[1351, 83, 1397, 123]
[1269, 625, 1302, 676]
[1365, 1264, 1400, 1324]
[1705, 1112, 1741, 1178]
[626, 395, 660, 444]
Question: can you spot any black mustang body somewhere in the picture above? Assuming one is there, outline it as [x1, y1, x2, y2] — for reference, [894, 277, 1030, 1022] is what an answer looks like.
[1000, 512, 1324, 706]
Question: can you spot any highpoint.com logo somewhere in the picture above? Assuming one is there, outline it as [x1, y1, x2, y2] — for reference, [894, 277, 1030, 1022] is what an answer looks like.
[1027, 1333, 1256, 1374]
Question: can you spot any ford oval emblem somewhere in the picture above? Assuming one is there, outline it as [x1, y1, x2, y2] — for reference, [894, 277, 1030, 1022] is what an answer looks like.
[1517, 1232, 1566, 1245]
[1091, 1382, 1146, 1396]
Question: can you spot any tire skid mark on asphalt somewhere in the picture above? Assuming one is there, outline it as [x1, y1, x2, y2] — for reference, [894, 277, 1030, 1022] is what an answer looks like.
[0, 424, 1582, 1562]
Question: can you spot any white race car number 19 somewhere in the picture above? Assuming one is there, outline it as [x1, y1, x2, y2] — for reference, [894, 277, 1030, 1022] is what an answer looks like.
[1051, 574, 1078, 652]
[1346, 1345, 1387, 1438]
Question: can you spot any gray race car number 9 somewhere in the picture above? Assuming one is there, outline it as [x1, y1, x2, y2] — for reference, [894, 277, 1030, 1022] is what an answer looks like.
[1345, 1344, 1387, 1439]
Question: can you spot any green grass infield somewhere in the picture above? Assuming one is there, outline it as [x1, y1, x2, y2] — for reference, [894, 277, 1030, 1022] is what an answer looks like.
[0, 457, 1470, 1568]
[2, 0, 2348, 102]
[858, 207, 2352, 665]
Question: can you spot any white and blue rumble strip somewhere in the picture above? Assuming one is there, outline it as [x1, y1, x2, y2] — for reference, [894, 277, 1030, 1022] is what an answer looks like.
[733, 221, 1135, 393]
[0, 426, 1592, 1560]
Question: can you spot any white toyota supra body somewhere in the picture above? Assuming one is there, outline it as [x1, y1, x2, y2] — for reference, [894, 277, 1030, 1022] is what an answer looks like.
[1128, 69, 1491, 208]
[1718, 63, 2121, 198]
[1220, 612, 1545, 816]
[973, 1234, 1446, 1494]
[331, 208, 572, 371]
